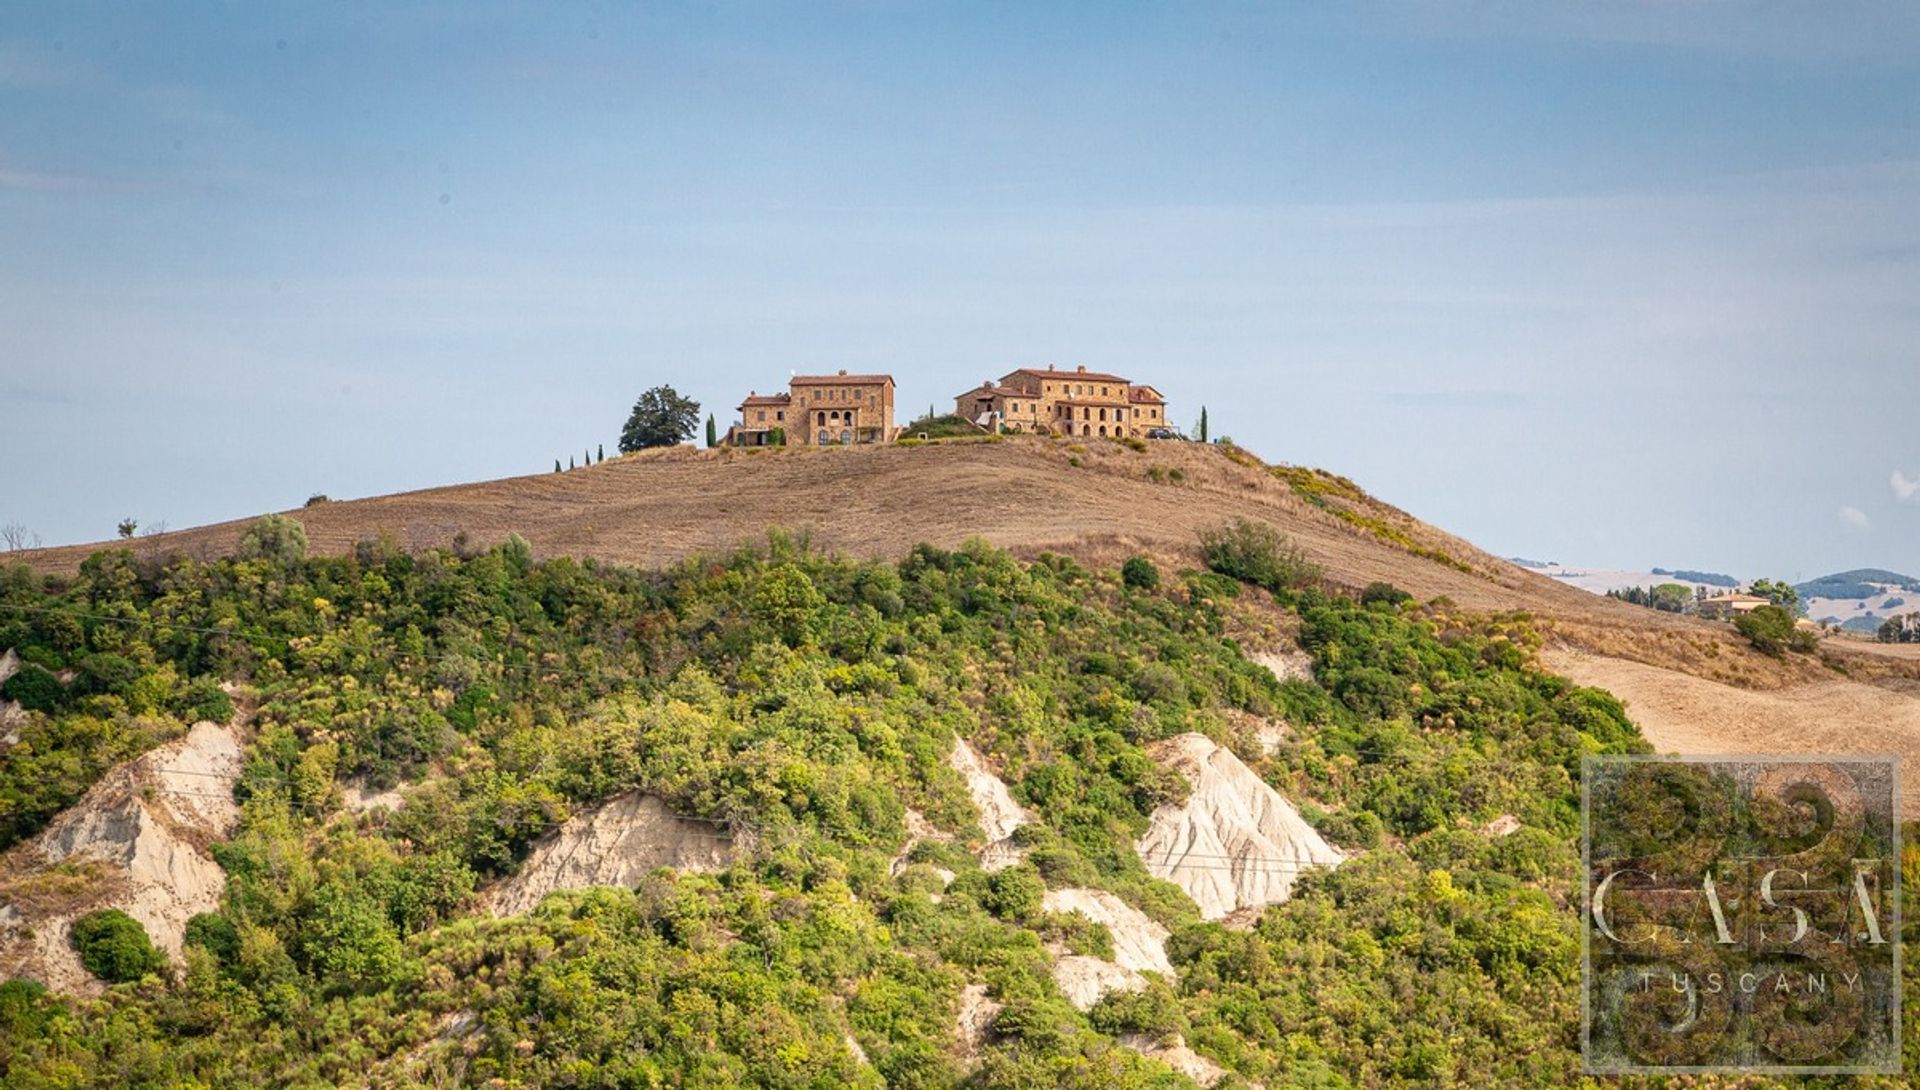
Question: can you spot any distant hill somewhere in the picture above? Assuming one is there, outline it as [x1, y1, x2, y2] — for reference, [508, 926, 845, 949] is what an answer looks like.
[1651, 567, 1738, 588]
[1796, 569, 1920, 600]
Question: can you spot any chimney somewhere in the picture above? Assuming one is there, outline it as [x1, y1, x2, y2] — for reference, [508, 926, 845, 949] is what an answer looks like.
[1076, 365, 1087, 373]
[837, 368, 847, 375]
[1047, 364, 1055, 371]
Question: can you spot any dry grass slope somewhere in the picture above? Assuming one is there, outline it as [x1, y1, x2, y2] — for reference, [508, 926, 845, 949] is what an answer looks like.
[17, 435, 1920, 810]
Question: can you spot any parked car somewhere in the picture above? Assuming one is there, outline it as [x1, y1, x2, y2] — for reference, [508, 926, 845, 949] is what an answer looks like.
[1145, 427, 1185, 440]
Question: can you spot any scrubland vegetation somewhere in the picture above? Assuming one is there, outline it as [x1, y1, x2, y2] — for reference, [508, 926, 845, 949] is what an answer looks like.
[0, 517, 1907, 1088]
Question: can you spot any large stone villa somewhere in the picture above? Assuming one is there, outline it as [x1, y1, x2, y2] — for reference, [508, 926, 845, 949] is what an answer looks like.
[729, 370, 898, 447]
[727, 364, 1170, 446]
[954, 365, 1168, 438]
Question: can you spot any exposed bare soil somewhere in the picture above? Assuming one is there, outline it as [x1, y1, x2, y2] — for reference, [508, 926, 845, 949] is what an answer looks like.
[0, 714, 247, 994]
[1544, 648, 1920, 816]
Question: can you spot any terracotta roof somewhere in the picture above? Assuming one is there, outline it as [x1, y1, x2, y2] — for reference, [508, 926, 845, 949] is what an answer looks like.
[738, 393, 791, 407]
[1128, 385, 1166, 403]
[790, 372, 894, 386]
[1002, 366, 1132, 384]
[956, 383, 1030, 399]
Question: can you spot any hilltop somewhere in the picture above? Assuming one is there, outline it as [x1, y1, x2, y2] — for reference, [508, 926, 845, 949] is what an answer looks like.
[5, 433, 1920, 1086]
[15, 436, 1620, 615]
[19, 433, 1920, 689]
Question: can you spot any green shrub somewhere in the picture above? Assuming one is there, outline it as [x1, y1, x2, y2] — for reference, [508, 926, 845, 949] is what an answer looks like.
[184, 912, 241, 964]
[1120, 555, 1159, 591]
[70, 908, 167, 983]
[2, 663, 66, 712]
[73, 653, 141, 698]
[237, 514, 307, 564]
[1360, 581, 1411, 608]
[1734, 604, 1815, 655]
[1198, 518, 1322, 593]
[986, 865, 1045, 922]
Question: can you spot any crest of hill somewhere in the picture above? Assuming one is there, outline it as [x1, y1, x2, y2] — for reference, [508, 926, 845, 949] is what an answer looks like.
[16, 437, 1602, 618]
[17, 435, 1920, 694]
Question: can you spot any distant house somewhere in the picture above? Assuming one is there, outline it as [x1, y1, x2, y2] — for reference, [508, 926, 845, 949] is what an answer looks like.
[728, 370, 897, 446]
[953, 365, 1169, 438]
[1696, 592, 1772, 620]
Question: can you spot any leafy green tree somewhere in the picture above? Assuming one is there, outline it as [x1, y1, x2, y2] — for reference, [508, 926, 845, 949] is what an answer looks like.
[1748, 577, 1800, 613]
[238, 514, 307, 563]
[619, 385, 701, 452]
[1649, 583, 1692, 612]
[1735, 604, 1814, 655]
[768, 426, 786, 447]
[116, 518, 137, 539]
[1360, 581, 1411, 607]
[751, 563, 826, 645]
[1120, 555, 1159, 591]
[184, 912, 240, 964]
[70, 908, 167, 983]
[0, 663, 65, 713]
[1199, 519, 1321, 593]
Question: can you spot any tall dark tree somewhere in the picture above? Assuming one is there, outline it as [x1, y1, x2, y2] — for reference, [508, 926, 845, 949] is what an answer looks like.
[596, 444, 604, 463]
[1198, 407, 1209, 443]
[619, 385, 702, 453]
[554, 459, 562, 474]
[705, 414, 718, 448]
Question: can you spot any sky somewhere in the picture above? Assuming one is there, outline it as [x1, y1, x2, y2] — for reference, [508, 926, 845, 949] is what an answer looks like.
[1, 2, 1916, 581]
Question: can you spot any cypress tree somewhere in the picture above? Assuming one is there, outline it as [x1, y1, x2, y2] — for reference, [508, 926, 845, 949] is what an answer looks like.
[597, 444, 604, 463]
[706, 413, 718, 448]
[1199, 407, 1209, 443]
[554, 459, 561, 473]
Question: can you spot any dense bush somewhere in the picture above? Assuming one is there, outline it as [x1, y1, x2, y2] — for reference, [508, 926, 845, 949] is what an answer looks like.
[1735, 603, 1816, 654]
[1198, 518, 1321, 593]
[69, 909, 167, 983]
[1120, 555, 1159, 591]
[2, 662, 65, 712]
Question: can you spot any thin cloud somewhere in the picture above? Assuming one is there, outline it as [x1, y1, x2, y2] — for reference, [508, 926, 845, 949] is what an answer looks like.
[0, 43, 80, 88]
[1840, 505, 1872, 531]
[0, 165, 124, 193]
[1893, 470, 1920, 501]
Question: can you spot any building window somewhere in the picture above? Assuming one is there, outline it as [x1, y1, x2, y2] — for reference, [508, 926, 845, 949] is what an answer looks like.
[854, 389, 863, 400]
[777, 411, 784, 421]
[840, 429, 852, 443]
[818, 429, 829, 444]
[756, 410, 766, 422]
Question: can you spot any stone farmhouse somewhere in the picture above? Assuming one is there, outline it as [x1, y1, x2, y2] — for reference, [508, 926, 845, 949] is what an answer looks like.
[729, 370, 898, 447]
[954, 365, 1168, 438]
[725, 364, 1171, 446]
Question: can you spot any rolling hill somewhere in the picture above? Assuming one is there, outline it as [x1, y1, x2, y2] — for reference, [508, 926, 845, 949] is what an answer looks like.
[6, 432, 1920, 1086]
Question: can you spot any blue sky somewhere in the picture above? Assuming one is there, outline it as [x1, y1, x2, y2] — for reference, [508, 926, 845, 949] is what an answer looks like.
[1, 2, 1916, 580]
